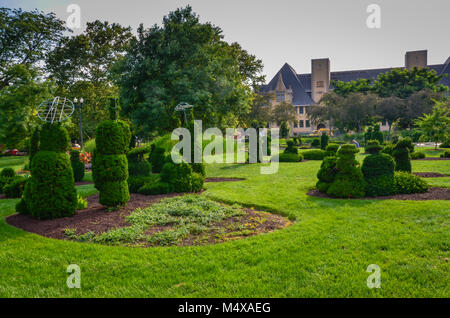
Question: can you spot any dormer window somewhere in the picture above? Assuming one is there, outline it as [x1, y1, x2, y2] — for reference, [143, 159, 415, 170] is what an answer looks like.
[276, 91, 285, 102]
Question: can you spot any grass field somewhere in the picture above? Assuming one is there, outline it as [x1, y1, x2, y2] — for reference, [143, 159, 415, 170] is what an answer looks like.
[0, 155, 449, 297]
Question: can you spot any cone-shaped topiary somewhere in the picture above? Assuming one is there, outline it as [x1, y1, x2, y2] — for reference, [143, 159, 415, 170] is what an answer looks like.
[392, 138, 412, 172]
[70, 149, 85, 182]
[93, 119, 130, 207]
[361, 140, 396, 196]
[326, 144, 366, 198]
[17, 123, 77, 219]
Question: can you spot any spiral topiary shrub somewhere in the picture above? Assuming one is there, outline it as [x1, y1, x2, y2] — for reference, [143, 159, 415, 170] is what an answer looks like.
[17, 123, 77, 219]
[361, 142, 396, 196]
[326, 144, 365, 198]
[392, 139, 412, 172]
[316, 156, 337, 193]
[70, 150, 85, 182]
[93, 120, 130, 207]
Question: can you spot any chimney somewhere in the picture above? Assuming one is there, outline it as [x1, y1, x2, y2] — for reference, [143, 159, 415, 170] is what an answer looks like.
[311, 58, 330, 103]
[405, 50, 427, 69]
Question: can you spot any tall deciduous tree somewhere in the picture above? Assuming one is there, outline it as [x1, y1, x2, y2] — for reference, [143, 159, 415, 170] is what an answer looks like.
[112, 6, 263, 135]
[415, 100, 450, 150]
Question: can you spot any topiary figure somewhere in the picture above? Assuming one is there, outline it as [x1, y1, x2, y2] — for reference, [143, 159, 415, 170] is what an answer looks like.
[372, 125, 384, 144]
[149, 146, 166, 173]
[93, 120, 131, 207]
[326, 144, 366, 198]
[160, 161, 193, 193]
[392, 138, 412, 172]
[70, 149, 85, 182]
[284, 140, 298, 154]
[127, 147, 151, 177]
[320, 132, 329, 150]
[361, 140, 396, 196]
[364, 127, 373, 146]
[316, 156, 337, 193]
[324, 143, 339, 157]
[17, 123, 77, 219]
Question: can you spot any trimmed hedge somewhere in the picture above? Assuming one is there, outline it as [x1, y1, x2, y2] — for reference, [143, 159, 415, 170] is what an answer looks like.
[302, 149, 326, 160]
[311, 139, 320, 147]
[394, 172, 428, 194]
[411, 151, 426, 160]
[128, 175, 159, 193]
[191, 172, 204, 192]
[160, 162, 193, 193]
[324, 143, 339, 157]
[279, 152, 303, 162]
[362, 152, 396, 197]
[93, 120, 130, 207]
[70, 150, 85, 182]
[365, 140, 383, 155]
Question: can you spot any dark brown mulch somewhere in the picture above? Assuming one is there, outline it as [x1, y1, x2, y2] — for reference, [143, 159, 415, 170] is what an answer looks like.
[205, 177, 245, 182]
[416, 157, 450, 160]
[413, 172, 449, 178]
[307, 188, 450, 201]
[75, 181, 94, 186]
[6, 193, 181, 239]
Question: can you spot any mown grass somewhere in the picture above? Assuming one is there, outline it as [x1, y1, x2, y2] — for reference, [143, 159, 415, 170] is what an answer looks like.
[0, 156, 449, 297]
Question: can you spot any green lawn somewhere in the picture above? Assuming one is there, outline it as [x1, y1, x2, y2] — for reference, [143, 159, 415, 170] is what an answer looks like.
[0, 156, 449, 297]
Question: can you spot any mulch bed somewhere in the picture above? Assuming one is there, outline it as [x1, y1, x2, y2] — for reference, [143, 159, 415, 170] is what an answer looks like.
[416, 157, 450, 160]
[75, 181, 94, 186]
[307, 187, 450, 201]
[6, 192, 290, 245]
[413, 172, 449, 178]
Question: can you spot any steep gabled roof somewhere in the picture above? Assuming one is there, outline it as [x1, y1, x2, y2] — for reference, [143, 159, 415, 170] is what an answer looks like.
[261, 63, 314, 106]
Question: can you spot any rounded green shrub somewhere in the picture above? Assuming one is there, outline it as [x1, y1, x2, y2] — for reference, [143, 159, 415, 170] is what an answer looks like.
[160, 162, 193, 193]
[302, 149, 326, 160]
[279, 153, 303, 162]
[392, 139, 412, 172]
[149, 146, 166, 173]
[440, 150, 450, 158]
[381, 143, 394, 156]
[1, 167, 15, 178]
[311, 139, 320, 147]
[361, 152, 396, 197]
[394, 172, 428, 194]
[326, 144, 365, 198]
[411, 151, 426, 160]
[191, 172, 204, 192]
[191, 162, 206, 177]
[316, 156, 337, 193]
[365, 140, 383, 155]
[93, 120, 130, 207]
[3, 176, 27, 198]
[324, 143, 339, 157]
[320, 133, 329, 150]
[70, 150, 85, 182]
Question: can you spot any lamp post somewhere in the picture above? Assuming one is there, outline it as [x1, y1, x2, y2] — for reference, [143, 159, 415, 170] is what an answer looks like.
[73, 97, 84, 149]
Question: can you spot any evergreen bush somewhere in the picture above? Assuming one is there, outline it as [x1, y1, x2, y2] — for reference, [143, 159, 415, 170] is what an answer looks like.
[284, 140, 298, 154]
[372, 125, 384, 144]
[149, 146, 166, 173]
[361, 143, 396, 196]
[326, 144, 365, 198]
[29, 127, 40, 163]
[394, 172, 428, 194]
[411, 151, 426, 160]
[311, 139, 320, 147]
[70, 150, 85, 182]
[17, 123, 77, 219]
[324, 143, 339, 157]
[3, 176, 27, 198]
[302, 149, 326, 160]
[279, 153, 303, 162]
[392, 138, 412, 172]
[0, 168, 15, 178]
[316, 156, 337, 193]
[160, 162, 193, 193]
[320, 133, 329, 150]
[93, 120, 130, 207]
[127, 147, 151, 176]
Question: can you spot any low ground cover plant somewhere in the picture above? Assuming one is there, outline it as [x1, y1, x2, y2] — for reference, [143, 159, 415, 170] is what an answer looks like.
[65, 195, 247, 246]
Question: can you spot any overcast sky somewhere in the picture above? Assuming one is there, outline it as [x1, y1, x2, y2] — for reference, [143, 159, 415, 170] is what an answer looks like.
[2, 0, 449, 81]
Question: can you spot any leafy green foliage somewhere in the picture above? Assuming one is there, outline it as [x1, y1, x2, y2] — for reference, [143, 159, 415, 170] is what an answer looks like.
[76, 194, 88, 210]
[441, 150, 450, 158]
[310, 139, 320, 147]
[0, 168, 15, 178]
[149, 147, 166, 173]
[3, 176, 27, 198]
[316, 156, 337, 193]
[279, 153, 303, 162]
[70, 150, 85, 182]
[127, 147, 151, 177]
[284, 140, 298, 154]
[365, 140, 383, 155]
[93, 120, 130, 207]
[29, 127, 40, 163]
[138, 181, 172, 195]
[394, 172, 428, 194]
[160, 162, 193, 193]
[393, 139, 413, 172]
[414, 100, 450, 149]
[320, 133, 329, 150]
[327, 144, 365, 198]
[324, 144, 339, 157]
[411, 151, 426, 160]
[39, 123, 71, 152]
[128, 175, 160, 194]
[362, 153, 396, 196]
[302, 149, 325, 160]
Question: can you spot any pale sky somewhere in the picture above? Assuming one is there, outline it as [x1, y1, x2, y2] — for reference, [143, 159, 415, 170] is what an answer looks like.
[2, 0, 449, 81]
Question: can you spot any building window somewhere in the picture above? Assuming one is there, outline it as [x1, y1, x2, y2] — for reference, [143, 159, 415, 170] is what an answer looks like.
[299, 120, 304, 128]
[276, 91, 285, 102]
[306, 120, 310, 128]
[316, 81, 324, 88]
[294, 121, 298, 128]
[299, 106, 304, 114]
